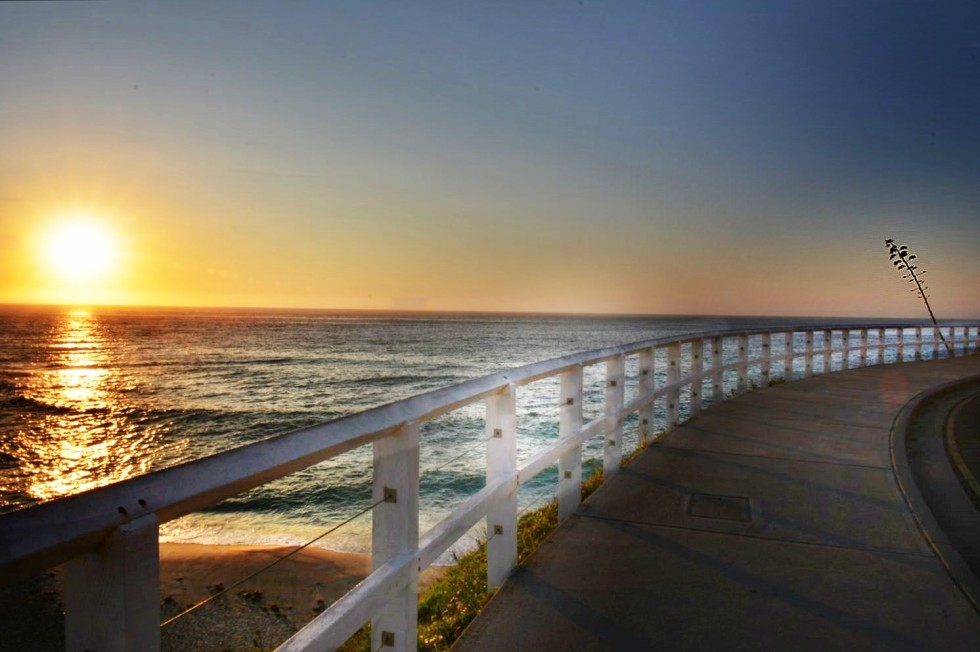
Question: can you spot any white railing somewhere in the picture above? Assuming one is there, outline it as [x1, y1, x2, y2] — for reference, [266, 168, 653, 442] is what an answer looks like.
[1, 322, 977, 651]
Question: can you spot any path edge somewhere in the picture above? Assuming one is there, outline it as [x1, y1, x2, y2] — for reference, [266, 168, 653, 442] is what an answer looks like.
[889, 372, 980, 613]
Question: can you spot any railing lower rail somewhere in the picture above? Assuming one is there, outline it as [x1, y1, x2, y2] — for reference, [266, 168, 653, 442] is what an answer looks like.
[1, 322, 977, 651]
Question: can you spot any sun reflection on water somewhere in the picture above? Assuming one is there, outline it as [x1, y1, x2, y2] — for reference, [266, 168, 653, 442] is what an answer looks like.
[9, 309, 163, 504]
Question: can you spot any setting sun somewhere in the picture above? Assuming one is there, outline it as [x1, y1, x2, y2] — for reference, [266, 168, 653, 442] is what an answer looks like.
[42, 218, 118, 282]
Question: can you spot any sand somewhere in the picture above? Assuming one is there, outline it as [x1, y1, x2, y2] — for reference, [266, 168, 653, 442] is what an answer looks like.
[0, 543, 447, 652]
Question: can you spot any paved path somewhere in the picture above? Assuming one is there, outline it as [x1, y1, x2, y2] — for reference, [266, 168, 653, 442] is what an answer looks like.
[454, 357, 980, 651]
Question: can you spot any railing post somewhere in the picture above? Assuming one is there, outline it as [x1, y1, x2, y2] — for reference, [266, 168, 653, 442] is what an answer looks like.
[759, 333, 771, 386]
[931, 326, 940, 359]
[857, 329, 867, 367]
[710, 336, 723, 403]
[823, 329, 833, 373]
[803, 331, 814, 378]
[558, 365, 583, 521]
[875, 328, 884, 364]
[665, 342, 681, 432]
[64, 514, 160, 652]
[897, 327, 905, 362]
[843, 329, 852, 370]
[915, 326, 923, 361]
[783, 331, 794, 380]
[689, 339, 703, 417]
[638, 348, 656, 444]
[486, 385, 517, 590]
[372, 422, 420, 652]
[736, 334, 748, 394]
[604, 354, 625, 477]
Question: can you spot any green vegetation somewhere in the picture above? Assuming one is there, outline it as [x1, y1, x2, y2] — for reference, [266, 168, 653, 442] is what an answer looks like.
[339, 448, 641, 651]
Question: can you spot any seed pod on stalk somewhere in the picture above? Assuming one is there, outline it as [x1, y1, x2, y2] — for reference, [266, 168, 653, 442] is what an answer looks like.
[884, 238, 951, 354]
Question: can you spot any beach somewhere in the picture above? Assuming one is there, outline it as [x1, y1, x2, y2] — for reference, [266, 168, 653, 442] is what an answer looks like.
[0, 543, 446, 651]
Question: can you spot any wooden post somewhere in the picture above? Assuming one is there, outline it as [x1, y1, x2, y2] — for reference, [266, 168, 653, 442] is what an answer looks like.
[372, 422, 420, 652]
[736, 334, 748, 394]
[783, 331, 795, 381]
[896, 327, 905, 362]
[843, 329, 852, 370]
[823, 330, 833, 373]
[690, 339, 703, 417]
[710, 336, 723, 403]
[604, 354, 625, 478]
[803, 331, 814, 378]
[915, 326, 923, 361]
[857, 329, 867, 368]
[759, 333, 771, 386]
[486, 385, 517, 590]
[638, 348, 655, 444]
[65, 515, 160, 652]
[558, 366, 583, 521]
[665, 343, 681, 432]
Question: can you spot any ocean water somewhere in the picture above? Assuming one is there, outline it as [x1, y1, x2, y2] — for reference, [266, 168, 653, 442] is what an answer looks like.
[0, 306, 921, 552]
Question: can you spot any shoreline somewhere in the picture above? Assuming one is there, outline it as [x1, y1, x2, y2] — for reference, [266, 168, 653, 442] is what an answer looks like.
[159, 542, 373, 616]
[0, 542, 447, 652]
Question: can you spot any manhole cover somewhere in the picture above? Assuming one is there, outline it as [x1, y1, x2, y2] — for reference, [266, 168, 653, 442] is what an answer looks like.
[688, 493, 751, 522]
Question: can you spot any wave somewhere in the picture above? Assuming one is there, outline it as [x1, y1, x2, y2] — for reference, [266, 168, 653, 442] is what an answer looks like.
[0, 395, 330, 424]
[193, 356, 303, 367]
[200, 480, 374, 515]
[0, 394, 110, 416]
[338, 374, 461, 388]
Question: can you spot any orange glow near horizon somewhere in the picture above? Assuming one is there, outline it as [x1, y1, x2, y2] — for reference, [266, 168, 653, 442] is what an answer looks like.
[0, 196, 976, 319]
[8, 210, 132, 307]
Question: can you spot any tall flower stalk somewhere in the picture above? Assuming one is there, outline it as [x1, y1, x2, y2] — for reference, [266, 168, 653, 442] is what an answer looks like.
[885, 238, 951, 354]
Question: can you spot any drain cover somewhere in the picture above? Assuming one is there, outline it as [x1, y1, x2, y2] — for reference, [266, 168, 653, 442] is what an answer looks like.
[688, 493, 751, 522]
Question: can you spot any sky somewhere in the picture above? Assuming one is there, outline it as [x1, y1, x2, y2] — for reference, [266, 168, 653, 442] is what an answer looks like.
[1, 1, 978, 318]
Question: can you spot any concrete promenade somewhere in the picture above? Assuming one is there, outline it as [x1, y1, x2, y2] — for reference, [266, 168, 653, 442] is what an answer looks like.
[454, 357, 980, 651]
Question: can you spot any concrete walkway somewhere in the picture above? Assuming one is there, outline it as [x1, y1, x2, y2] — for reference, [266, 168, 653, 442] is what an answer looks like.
[454, 357, 980, 651]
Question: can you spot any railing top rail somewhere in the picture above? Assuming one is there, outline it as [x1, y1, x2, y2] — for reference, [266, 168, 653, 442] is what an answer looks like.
[0, 320, 967, 576]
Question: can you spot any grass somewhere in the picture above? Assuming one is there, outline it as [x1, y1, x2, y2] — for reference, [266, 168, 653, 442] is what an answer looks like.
[338, 444, 646, 652]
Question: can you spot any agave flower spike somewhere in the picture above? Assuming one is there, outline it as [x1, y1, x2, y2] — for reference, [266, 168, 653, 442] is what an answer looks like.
[883, 238, 951, 354]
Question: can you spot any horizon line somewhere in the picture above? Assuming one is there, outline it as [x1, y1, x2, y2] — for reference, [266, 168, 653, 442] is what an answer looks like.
[0, 301, 965, 323]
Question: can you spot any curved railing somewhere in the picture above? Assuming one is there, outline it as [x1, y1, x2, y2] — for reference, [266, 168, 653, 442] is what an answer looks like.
[1, 322, 977, 651]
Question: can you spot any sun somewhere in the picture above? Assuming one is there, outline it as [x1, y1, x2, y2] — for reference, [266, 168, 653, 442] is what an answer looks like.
[42, 217, 118, 282]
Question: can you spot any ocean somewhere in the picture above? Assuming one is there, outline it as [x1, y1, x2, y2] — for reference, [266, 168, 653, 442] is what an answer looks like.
[0, 306, 915, 553]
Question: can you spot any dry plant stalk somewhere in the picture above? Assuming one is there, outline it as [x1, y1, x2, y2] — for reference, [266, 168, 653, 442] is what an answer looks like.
[885, 238, 951, 354]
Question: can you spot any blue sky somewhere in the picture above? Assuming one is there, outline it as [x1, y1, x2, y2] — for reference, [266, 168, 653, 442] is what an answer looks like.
[1, 1, 978, 316]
